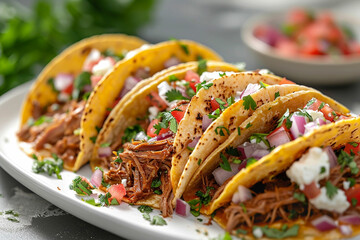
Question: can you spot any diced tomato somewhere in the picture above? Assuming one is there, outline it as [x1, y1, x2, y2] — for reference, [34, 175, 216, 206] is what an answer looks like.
[345, 184, 360, 206]
[306, 99, 322, 110]
[300, 38, 325, 56]
[146, 91, 168, 111]
[279, 78, 295, 85]
[344, 142, 360, 156]
[305, 98, 337, 122]
[147, 119, 170, 137]
[62, 83, 73, 95]
[287, 8, 312, 27]
[210, 98, 220, 112]
[303, 181, 321, 199]
[83, 56, 104, 72]
[91, 75, 103, 88]
[276, 39, 298, 57]
[107, 184, 126, 204]
[266, 125, 293, 148]
[184, 70, 200, 92]
[171, 104, 189, 123]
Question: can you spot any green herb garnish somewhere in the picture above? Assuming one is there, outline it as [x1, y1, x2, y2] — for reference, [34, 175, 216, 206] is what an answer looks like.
[242, 95, 257, 110]
[215, 126, 230, 136]
[72, 71, 91, 100]
[69, 176, 94, 196]
[325, 181, 338, 199]
[165, 89, 189, 102]
[220, 153, 231, 171]
[32, 153, 63, 179]
[197, 59, 207, 75]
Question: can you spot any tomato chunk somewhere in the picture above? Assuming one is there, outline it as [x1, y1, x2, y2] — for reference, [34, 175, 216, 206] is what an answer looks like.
[305, 98, 337, 122]
[147, 119, 170, 137]
[146, 92, 168, 111]
[62, 83, 73, 95]
[210, 98, 220, 112]
[346, 184, 360, 206]
[184, 70, 200, 92]
[279, 78, 295, 85]
[107, 184, 126, 204]
[303, 181, 321, 199]
[171, 104, 189, 123]
[344, 142, 360, 156]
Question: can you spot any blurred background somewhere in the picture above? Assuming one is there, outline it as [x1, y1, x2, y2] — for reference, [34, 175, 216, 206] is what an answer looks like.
[1, 0, 360, 239]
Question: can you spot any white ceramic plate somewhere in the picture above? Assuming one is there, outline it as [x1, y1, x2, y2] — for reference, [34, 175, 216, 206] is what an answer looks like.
[0, 83, 225, 240]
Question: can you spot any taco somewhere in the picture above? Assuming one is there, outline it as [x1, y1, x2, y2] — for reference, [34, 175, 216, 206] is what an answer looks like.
[181, 90, 352, 220]
[215, 117, 360, 239]
[17, 34, 146, 171]
[92, 61, 240, 216]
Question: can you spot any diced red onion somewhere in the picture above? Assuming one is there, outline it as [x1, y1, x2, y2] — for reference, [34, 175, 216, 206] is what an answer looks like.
[290, 114, 306, 139]
[90, 169, 103, 187]
[238, 159, 248, 171]
[239, 83, 260, 100]
[134, 67, 150, 80]
[324, 146, 337, 168]
[232, 185, 252, 204]
[304, 122, 317, 134]
[98, 147, 112, 158]
[267, 127, 292, 148]
[164, 56, 181, 68]
[54, 74, 74, 91]
[339, 215, 360, 225]
[339, 225, 353, 236]
[175, 199, 190, 217]
[251, 149, 270, 160]
[237, 142, 259, 160]
[212, 163, 240, 186]
[148, 131, 173, 142]
[316, 118, 326, 126]
[134, 131, 147, 141]
[311, 215, 338, 232]
[237, 147, 246, 160]
[188, 137, 200, 149]
[119, 76, 140, 98]
[202, 115, 212, 131]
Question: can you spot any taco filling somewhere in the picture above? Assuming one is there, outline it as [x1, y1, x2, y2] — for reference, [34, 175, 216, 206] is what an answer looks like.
[17, 48, 181, 167]
[223, 144, 360, 238]
[183, 98, 352, 214]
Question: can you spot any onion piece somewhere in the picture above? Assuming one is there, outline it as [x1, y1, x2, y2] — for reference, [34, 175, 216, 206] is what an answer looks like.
[188, 137, 200, 149]
[232, 185, 252, 204]
[304, 122, 317, 134]
[90, 169, 103, 188]
[164, 57, 181, 68]
[339, 225, 353, 236]
[311, 215, 338, 232]
[202, 114, 212, 131]
[239, 83, 260, 100]
[266, 127, 292, 148]
[339, 215, 360, 225]
[316, 118, 326, 126]
[54, 74, 74, 91]
[251, 149, 270, 160]
[237, 142, 259, 160]
[98, 147, 112, 158]
[176, 86, 189, 99]
[175, 199, 190, 217]
[148, 131, 173, 142]
[324, 146, 337, 168]
[119, 76, 140, 98]
[212, 163, 240, 186]
[289, 114, 306, 139]
[134, 67, 150, 80]
[237, 159, 247, 172]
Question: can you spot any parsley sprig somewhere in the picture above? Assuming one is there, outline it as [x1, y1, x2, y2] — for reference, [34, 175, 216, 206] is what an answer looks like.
[153, 111, 178, 135]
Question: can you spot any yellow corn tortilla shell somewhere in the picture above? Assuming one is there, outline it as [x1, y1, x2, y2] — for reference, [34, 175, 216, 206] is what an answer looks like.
[197, 90, 352, 215]
[175, 84, 317, 206]
[91, 61, 239, 170]
[84, 40, 223, 172]
[171, 72, 288, 203]
[18, 34, 147, 171]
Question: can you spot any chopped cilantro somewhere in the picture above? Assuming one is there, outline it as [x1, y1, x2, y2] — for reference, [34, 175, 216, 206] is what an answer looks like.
[197, 59, 207, 75]
[94, 167, 110, 188]
[305, 98, 316, 108]
[151, 178, 161, 188]
[151, 215, 167, 226]
[220, 153, 231, 171]
[31, 115, 53, 126]
[143, 212, 151, 221]
[236, 229, 247, 235]
[320, 166, 326, 174]
[245, 122, 252, 129]
[187, 146, 194, 151]
[293, 192, 306, 203]
[246, 158, 257, 168]
[285, 118, 293, 129]
[253, 224, 299, 239]
[82, 91, 91, 100]
[237, 127, 241, 136]
[4, 210, 19, 217]
[227, 96, 235, 107]
[215, 126, 230, 136]
[188, 186, 214, 217]
[99, 192, 113, 206]
[72, 71, 91, 100]
[197, 158, 202, 166]
[325, 181, 338, 199]
[240, 203, 247, 213]
[337, 150, 359, 174]
[349, 142, 359, 147]
[154, 111, 178, 134]
[138, 205, 153, 213]
[274, 91, 280, 99]
[318, 102, 325, 110]
[100, 142, 110, 148]
[208, 108, 221, 120]
[90, 136, 97, 143]
[32, 154, 63, 179]
[277, 109, 291, 128]
[165, 89, 188, 102]
[219, 72, 226, 77]
[122, 124, 144, 144]
[195, 80, 213, 93]
[232, 159, 242, 164]
[249, 133, 270, 148]
[47, 78, 58, 93]
[154, 189, 162, 195]
[95, 126, 101, 133]
[352, 198, 358, 207]
[169, 74, 179, 82]
[215, 98, 226, 110]
[242, 95, 257, 110]
[225, 146, 239, 157]
[69, 176, 94, 196]
[297, 108, 313, 122]
[82, 198, 101, 207]
[7, 217, 20, 223]
[288, 209, 298, 219]
[348, 178, 356, 187]
[259, 81, 268, 89]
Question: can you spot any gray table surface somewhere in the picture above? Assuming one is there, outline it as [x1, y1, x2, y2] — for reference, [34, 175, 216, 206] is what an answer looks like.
[1, 0, 360, 239]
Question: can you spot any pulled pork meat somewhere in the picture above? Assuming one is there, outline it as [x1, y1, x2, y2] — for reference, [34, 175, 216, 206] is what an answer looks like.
[105, 139, 174, 217]
[225, 156, 360, 233]
[17, 100, 85, 166]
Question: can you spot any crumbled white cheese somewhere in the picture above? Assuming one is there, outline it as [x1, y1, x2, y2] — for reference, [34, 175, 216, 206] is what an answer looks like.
[157, 81, 173, 105]
[121, 179, 127, 188]
[305, 110, 325, 123]
[199, 71, 236, 83]
[310, 187, 350, 213]
[125, 44, 152, 59]
[343, 181, 351, 190]
[258, 69, 273, 75]
[83, 49, 101, 69]
[253, 227, 263, 238]
[92, 58, 114, 76]
[250, 137, 268, 149]
[148, 106, 159, 121]
[286, 147, 330, 190]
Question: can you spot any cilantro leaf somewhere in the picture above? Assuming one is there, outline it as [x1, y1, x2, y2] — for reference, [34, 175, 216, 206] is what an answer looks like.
[165, 89, 188, 102]
[275, 91, 280, 99]
[169, 75, 179, 82]
[197, 59, 207, 75]
[195, 80, 213, 93]
[32, 155, 63, 179]
[242, 95, 257, 110]
[293, 192, 306, 203]
[325, 181, 338, 199]
[138, 205, 153, 213]
[220, 153, 231, 171]
[72, 71, 91, 100]
[122, 124, 144, 144]
[151, 178, 162, 188]
[151, 215, 167, 226]
[254, 225, 299, 239]
[215, 126, 230, 136]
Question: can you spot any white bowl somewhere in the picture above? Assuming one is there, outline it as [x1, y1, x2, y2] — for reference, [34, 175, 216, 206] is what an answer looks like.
[241, 13, 360, 86]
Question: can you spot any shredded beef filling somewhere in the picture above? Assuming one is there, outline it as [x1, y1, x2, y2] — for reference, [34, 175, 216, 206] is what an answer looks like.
[104, 139, 174, 217]
[17, 100, 85, 166]
[225, 156, 360, 233]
